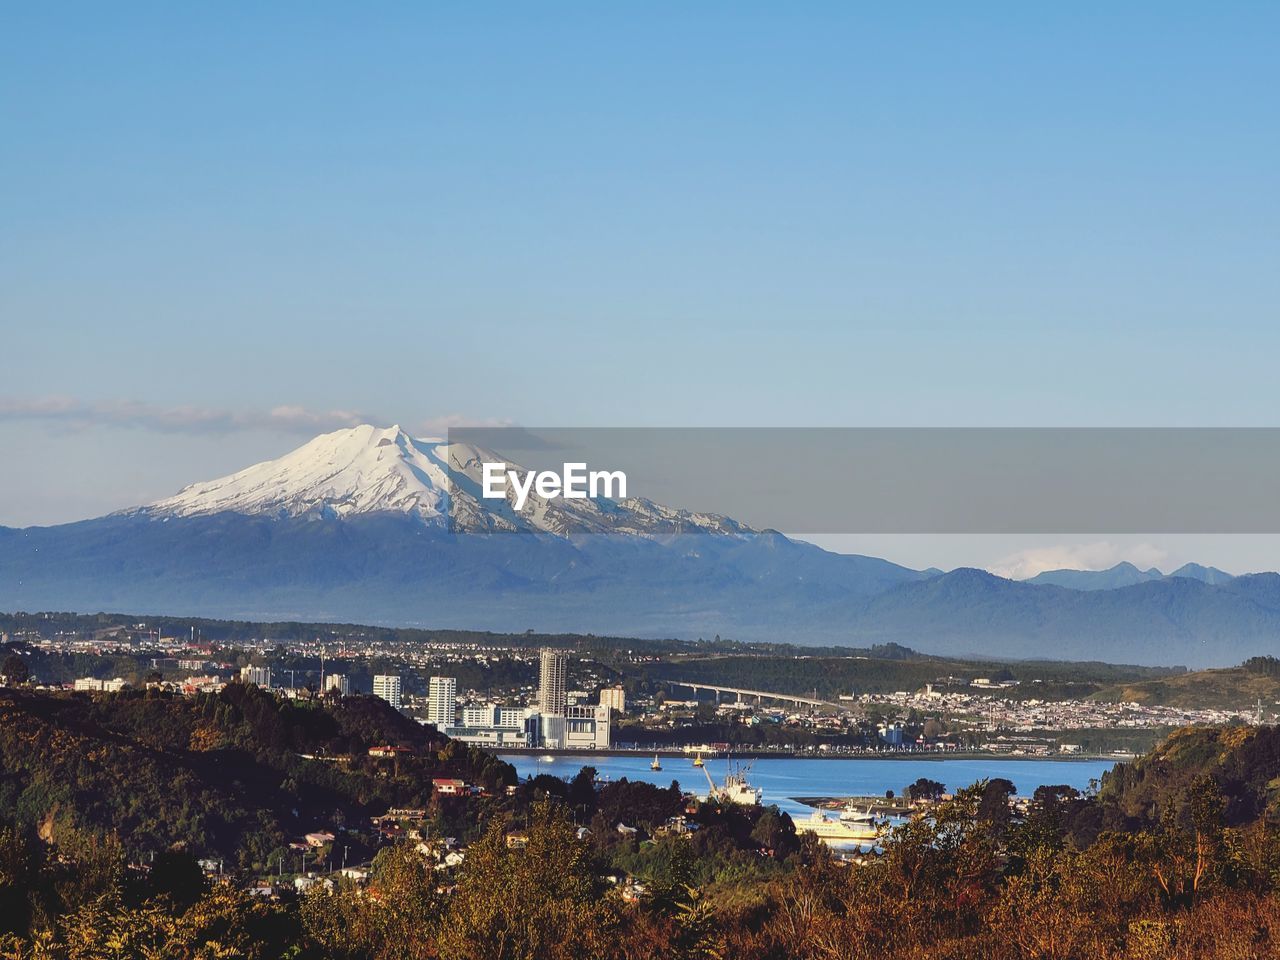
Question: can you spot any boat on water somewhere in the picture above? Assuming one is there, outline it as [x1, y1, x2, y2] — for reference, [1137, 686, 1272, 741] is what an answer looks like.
[691, 753, 705, 767]
[650, 755, 663, 771]
[795, 809, 880, 843]
[699, 761, 762, 805]
[538, 755, 556, 763]
[839, 803, 878, 823]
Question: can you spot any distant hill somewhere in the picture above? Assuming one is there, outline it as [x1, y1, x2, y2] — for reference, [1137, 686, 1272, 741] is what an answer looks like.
[840, 570, 1280, 666]
[1028, 561, 1234, 591]
[1092, 667, 1280, 711]
[1169, 562, 1236, 585]
[1028, 562, 1165, 590]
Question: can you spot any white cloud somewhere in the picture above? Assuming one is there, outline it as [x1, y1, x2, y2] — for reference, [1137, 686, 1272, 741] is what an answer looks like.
[0, 396, 509, 437]
[988, 541, 1170, 580]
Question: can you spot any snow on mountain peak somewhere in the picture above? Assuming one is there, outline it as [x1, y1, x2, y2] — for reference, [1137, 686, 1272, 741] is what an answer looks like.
[148, 424, 452, 521]
[142, 423, 754, 537]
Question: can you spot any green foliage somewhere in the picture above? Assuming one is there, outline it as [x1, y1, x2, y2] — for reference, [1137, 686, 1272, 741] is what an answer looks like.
[10, 693, 1280, 959]
[301, 841, 443, 960]
[905, 776, 946, 801]
[1, 656, 29, 686]
[434, 803, 617, 960]
[0, 687, 512, 868]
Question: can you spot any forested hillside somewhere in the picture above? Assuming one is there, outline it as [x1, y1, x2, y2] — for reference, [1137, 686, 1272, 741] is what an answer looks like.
[0, 685, 513, 870]
[8, 689, 1280, 958]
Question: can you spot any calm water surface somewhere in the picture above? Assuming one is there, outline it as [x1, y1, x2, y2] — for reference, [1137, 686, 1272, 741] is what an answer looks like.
[500, 753, 1118, 820]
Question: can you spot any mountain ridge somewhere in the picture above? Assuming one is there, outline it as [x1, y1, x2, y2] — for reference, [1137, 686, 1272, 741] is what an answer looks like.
[133, 423, 754, 539]
[1027, 561, 1236, 591]
[0, 425, 1274, 668]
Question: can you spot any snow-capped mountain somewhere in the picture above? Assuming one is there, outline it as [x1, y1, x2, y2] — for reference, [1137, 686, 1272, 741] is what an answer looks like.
[4, 424, 1279, 666]
[145, 425, 451, 522]
[140, 424, 752, 538]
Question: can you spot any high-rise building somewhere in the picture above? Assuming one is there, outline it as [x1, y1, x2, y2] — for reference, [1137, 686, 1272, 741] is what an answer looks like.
[539, 648, 567, 716]
[373, 674, 402, 710]
[240, 665, 272, 688]
[427, 676, 457, 728]
[323, 673, 350, 696]
[599, 685, 625, 714]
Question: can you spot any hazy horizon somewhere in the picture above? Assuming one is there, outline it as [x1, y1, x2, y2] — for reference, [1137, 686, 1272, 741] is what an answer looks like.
[5, 4, 1278, 572]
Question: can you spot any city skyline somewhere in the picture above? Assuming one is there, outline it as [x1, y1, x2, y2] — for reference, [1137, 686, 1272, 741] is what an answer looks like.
[4, 6, 1279, 955]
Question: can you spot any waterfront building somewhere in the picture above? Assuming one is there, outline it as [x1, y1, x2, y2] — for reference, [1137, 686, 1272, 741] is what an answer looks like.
[539, 648, 567, 715]
[539, 703, 611, 749]
[447, 703, 538, 748]
[443, 725, 532, 748]
[462, 704, 493, 727]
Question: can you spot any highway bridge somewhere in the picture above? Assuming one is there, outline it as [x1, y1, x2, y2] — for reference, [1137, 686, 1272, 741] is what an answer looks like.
[661, 679, 838, 709]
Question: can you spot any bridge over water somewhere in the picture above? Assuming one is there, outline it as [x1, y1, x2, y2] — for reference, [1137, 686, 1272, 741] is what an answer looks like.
[661, 679, 841, 710]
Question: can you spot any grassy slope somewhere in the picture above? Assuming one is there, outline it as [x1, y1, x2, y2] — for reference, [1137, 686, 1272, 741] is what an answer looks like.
[1092, 668, 1280, 711]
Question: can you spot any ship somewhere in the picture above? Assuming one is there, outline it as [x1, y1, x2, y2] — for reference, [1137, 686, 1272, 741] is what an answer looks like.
[700, 761, 762, 805]
[795, 809, 880, 843]
[650, 755, 662, 771]
[838, 802, 879, 823]
[691, 752, 705, 768]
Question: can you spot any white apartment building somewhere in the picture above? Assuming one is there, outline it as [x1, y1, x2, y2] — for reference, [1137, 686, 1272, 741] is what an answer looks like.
[427, 676, 457, 728]
[240, 665, 272, 688]
[373, 674, 402, 710]
[323, 673, 350, 696]
[74, 677, 128, 692]
[599, 685, 626, 713]
[541, 703, 611, 750]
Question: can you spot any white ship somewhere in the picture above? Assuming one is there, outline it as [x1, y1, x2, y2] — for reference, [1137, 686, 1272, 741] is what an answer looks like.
[839, 803, 879, 823]
[700, 761, 763, 805]
[795, 809, 880, 843]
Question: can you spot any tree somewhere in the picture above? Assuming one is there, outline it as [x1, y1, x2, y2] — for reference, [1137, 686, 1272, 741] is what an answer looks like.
[906, 777, 946, 802]
[750, 806, 795, 856]
[978, 778, 1017, 831]
[145, 850, 207, 911]
[302, 840, 443, 960]
[637, 835, 697, 911]
[568, 766, 598, 815]
[436, 802, 616, 960]
[1, 656, 29, 686]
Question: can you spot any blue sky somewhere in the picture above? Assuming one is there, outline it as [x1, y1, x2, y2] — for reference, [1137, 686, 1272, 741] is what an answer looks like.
[2, 4, 1279, 570]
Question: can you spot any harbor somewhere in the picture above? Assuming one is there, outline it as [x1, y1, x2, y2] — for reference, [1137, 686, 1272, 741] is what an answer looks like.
[501, 752, 1116, 829]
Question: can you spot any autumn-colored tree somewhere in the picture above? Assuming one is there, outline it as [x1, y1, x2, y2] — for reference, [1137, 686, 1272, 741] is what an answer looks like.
[302, 840, 444, 960]
[436, 801, 618, 960]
